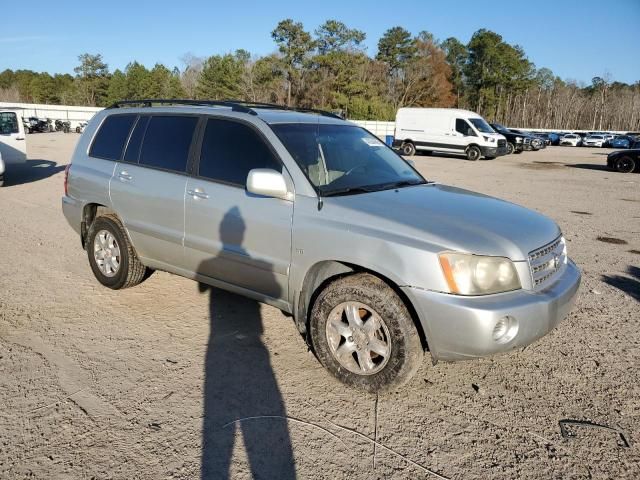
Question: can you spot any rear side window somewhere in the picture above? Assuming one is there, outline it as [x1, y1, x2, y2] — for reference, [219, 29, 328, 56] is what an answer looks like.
[198, 119, 280, 185]
[90, 114, 136, 160]
[0, 112, 19, 134]
[123, 116, 150, 163]
[139, 116, 198, 173]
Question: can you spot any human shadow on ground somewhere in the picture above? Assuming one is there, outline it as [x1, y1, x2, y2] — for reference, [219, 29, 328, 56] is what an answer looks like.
[2, 159, 65, 186]
[602, 265, 640, 302]
[198, 207, 296, 479]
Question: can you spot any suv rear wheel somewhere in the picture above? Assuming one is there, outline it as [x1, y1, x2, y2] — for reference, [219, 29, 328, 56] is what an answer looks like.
[310, 273, 423, 392]
[86, 215, 150, 289]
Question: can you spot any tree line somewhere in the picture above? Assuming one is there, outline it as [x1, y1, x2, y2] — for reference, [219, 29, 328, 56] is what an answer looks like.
[1, 19, 638, 130]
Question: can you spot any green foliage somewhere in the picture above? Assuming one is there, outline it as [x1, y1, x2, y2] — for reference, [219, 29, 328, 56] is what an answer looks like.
[196, 52, 246, 100]
[376, 26, 416, 73]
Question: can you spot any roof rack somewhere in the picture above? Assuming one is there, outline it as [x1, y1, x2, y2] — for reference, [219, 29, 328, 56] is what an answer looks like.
[107, 98, 344, 119]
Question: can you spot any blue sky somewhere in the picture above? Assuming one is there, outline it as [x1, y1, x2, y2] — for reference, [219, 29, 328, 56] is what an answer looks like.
[2, 0, 639, 84]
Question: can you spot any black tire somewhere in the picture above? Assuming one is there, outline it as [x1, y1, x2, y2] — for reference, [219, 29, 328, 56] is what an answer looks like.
[466, 145, 481, 161]
[76, 126, 81, 133]
[513, 149, 523, 154]
[506, 142, 515, 155]
[615, 156, 636, 174]
[86, 215, 149, 289]
[485, 156, 496, 160]
[310, 273, 423, 393]
[401, 142, 416, 156]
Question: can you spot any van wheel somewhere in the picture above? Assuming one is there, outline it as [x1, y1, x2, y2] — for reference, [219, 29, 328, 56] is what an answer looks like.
[466, 145, 481, 161]
[310, 273, 423, 393]
[506, 142, 515, 155]
[401, 142, 416, 156]
[615, 156, 636, 173]
[86, 215, 150, 289]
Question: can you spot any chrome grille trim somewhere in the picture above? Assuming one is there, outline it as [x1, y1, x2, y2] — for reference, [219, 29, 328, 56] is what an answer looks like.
[528, 236, 567, 290]
[497, 139, 506, 147]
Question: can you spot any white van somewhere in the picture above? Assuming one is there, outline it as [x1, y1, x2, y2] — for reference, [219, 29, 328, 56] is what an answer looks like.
[393, 108, 507, 160]
[0, 109, 28, 186]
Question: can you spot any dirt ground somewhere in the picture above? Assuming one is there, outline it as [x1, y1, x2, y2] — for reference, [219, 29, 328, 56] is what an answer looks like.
[0, 132, 638, 480]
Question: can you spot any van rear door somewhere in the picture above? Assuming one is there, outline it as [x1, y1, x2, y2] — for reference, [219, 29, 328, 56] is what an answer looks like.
[0, 110, 27, 164]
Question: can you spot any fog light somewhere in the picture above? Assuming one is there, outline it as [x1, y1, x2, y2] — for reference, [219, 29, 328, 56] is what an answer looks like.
[492, 315, 518, 343]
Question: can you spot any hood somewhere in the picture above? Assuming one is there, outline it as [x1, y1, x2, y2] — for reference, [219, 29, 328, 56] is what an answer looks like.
[324, 183, 561, 261]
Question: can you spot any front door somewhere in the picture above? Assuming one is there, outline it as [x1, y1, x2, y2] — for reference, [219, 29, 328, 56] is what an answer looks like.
[0, 111, 27, 164]
[184, 117, 293, 301]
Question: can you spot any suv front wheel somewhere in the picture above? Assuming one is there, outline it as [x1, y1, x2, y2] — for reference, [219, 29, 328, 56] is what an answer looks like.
[86, 215, 150, 289]
[310, 273, 423, 392]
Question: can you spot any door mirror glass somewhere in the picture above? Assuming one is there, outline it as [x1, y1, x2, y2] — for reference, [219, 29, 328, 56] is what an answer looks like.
[246, 168, 291, 200]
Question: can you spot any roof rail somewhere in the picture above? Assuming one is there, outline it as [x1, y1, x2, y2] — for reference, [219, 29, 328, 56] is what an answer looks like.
[107, 98, 344, 119]
[107, 99, 256, 114]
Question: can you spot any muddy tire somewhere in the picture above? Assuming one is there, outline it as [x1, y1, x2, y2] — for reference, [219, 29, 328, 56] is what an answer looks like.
[401, 142, 416, 156]
[310, 273, 423, 393]
[86, 215, 150, 289]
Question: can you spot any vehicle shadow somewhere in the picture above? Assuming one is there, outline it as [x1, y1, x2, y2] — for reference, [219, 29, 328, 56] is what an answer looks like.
[3, 159, 66, 186]
[198, 208, 295, 479]
[602, 265, 640, 302]
[564, 164, 610, 172]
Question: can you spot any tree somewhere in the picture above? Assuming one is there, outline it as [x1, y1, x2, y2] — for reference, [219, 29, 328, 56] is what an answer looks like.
[315, 20, 365, 55]
[196, 51, 247, 100]
[73, 53, 110, 106]
[376, 26, 416, 74]
[271, 19, 315, 106]
[440, 37, 467, 107]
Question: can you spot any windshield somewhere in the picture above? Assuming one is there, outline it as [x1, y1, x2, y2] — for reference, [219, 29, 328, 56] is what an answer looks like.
[491, 123, 510, 134]
[270, 123, 425, 196]
[469, 118, 495, 134]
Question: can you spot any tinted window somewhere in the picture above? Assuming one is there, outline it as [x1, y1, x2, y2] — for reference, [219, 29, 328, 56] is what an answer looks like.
[123, 116, 149, 163]
[139, 116, 198, 173]
[455, 119, 476, 136]
[90, 114, 136, 160]
[0, 112, 19, 134]
[198, 119, 280, 185]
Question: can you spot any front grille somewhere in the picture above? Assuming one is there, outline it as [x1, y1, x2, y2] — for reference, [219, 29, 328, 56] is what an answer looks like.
[497, 139, 506, 147]
[528, 236, 567, 290]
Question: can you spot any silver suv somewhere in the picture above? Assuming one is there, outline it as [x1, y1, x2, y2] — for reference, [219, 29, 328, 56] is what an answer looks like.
[62, 100, 581, 392]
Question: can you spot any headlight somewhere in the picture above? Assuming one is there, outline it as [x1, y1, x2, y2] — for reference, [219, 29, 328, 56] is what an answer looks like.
[438, 253, 521, 295]
[515, 136, 522, 143]
[482, 136, 496, 142]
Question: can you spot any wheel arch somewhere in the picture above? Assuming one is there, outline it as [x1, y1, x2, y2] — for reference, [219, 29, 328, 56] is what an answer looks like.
[295, 260, 430, 352]
[81, 203, 123, 249]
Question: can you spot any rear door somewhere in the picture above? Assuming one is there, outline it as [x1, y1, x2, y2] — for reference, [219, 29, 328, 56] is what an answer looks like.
[110, 114, 199, 269]
[0, 110, 27, 163]
[184, 117, 293, 300]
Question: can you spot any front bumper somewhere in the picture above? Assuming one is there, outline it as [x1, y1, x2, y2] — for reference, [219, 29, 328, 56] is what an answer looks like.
[402, 260, 581, 362]
[480, 145, 508, 158]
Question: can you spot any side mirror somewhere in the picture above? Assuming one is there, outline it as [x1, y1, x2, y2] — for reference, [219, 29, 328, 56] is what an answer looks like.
[246, 168, 292, 201]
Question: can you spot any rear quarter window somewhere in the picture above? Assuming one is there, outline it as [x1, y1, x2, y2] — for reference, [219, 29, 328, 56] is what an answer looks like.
[0, 112, 19, 134]
[139, 116, 198, 173]
[90, 114, 137, 160]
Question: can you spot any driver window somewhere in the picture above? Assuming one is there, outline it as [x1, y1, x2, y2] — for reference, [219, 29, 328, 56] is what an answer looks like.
[455, 118, 476, 137]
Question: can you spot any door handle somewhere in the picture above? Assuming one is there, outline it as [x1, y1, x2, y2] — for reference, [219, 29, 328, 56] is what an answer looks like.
[187, 188, 209, 199]
[118, 171, 132, 181]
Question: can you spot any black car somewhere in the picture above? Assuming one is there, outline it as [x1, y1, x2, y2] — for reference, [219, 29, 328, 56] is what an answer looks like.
[607, 142, 640, 173]
[489, 123, 531, 154]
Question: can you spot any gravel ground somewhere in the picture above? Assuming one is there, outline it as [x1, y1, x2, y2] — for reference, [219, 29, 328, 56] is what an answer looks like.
[0, 133, 638, 480]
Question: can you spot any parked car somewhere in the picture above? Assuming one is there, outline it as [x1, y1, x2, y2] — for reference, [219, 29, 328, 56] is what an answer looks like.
[607, 144, 640, 173]
[0, 109, 28, 186]
[62, 99, 581, 392]
[510, 129, 543, 150]
[25, 116, 51, 133]
[583, 134, 606, 147]
[537, 132, 560, 146]
[393, 108, 508, 160]
[560, 134, 582, 146]
[55, 119, 71, 133]
[488, 123, 530, 154]
[602, 134, 616, 147]
[610, 135, 635, 149]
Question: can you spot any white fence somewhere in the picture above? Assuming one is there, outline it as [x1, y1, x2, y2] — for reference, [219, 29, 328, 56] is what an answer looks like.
[0, 102, 103, 129]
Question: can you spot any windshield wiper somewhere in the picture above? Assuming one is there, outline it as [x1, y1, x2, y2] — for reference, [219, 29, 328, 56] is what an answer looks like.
[374, 179, 426, 191]
[321, 186, 377, 197]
